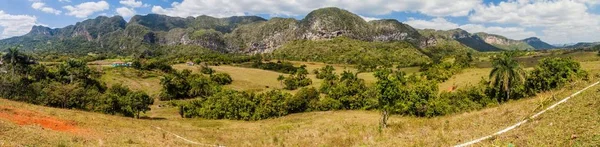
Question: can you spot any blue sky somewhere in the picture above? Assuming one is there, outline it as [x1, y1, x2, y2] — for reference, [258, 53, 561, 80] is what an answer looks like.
[0, 0, 599, 44]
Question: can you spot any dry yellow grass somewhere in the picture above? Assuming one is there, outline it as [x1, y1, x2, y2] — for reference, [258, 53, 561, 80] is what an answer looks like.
[99, 67, 162, 97]
[3, 58, 597, 146]
[173, 63, 379, 93]
[438, 68, 491, 92]
[0, 79, 598, 146]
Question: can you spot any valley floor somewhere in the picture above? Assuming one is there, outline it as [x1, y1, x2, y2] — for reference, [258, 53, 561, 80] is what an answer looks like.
[1, 79, 599, 146]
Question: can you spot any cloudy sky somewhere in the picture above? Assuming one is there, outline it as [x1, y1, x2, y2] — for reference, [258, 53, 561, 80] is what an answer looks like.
[1, 0, 599, 44]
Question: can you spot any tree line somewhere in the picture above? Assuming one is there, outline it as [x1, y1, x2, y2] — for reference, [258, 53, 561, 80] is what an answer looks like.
[173, 51, 588, 129]
[0, 47, 153, 118]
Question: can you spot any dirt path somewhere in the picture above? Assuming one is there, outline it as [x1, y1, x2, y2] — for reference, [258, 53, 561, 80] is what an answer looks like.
[454, 81, 600, 147]
[153, 126, 223, 147]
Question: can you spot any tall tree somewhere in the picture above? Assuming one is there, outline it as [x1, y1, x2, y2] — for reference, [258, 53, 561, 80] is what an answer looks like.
[489, 52, 526, 102]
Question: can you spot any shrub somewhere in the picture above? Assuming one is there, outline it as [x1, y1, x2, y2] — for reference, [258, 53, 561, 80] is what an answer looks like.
[196, 90, 256, 120]
[252, 61, 298, 74]
[527, 57, 587, 92]
[201, 66, 215, 75]
[210, 73, 233, 85]
[160, 70, 225, 100]
[253, 90, 293, 120]
[281, 66, 312, 90]
[100, 84, 153, 118]
[315, 65, 338, 80]
[290, 87, 320, 112]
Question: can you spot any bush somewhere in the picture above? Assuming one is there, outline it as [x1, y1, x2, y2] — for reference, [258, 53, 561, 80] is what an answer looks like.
[290, 87, 320, 112]
[421, 62, 462, 82]
[315, 65, 338, 80]
[252, 61, 298, 74]
[253, 90, 293, 120]
[319, 70, 372, 110]
[527, 57, 587, 92]
[133, 58, 174, 73]
[197, 90, 256, 120]
[160, 70, 224, 100]
[280, 66, 312, 90]
[100, 84, 153, 118]
[210, 73, 233, 85]
[201, 66, 215, 75]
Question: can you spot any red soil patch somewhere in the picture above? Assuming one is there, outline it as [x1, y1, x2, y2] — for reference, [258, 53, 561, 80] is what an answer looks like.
[0, 107, 83, 134]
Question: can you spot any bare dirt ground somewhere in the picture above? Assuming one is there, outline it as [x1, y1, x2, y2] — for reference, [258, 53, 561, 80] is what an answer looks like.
[0, 106, 84, 134]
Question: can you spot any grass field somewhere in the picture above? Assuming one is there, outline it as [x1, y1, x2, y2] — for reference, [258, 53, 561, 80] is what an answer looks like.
[1, 78, 598, 146]
[99, 67, 162, 97]
[173, 63, 379, 94]
[2, 54, 597, 146]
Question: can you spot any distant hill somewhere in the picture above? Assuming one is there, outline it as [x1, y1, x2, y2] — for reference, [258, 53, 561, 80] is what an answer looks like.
[0, 7, 553, 55]
[522, 37, 555, 50]
[563, 42, 600, 49]
[419, 29, 502, 52]
[474, 33, 534, 50]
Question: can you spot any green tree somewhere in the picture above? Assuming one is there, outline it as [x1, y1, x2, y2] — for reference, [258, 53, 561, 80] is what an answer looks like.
[374, 69, 397, 128]
[201, 65, 215, 75]
[2, 46, 33, 76]
[210, 73, 233, 85]
[489, 52, 526, 102]
[160, 73, 191, 100]
[189, 75, 219, 98]
[125, 91, 154, 118]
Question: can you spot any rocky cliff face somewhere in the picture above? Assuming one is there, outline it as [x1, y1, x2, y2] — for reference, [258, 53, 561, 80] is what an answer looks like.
[225, 18, 299, 53]
[475, 32, 534, 50]
[418, 29, 502, 52]
[26, 26, 58, 37]
[370, 19, 423, 45]
[299, 7, 372, 41]
[224, 8, 425, 53]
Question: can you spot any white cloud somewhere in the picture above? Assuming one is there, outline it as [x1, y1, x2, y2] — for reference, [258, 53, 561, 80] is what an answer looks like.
[0, 11, 38, 39]
[405, 17, 537, 40]
[63, 1, 110, 18]
[151, 0, 482, 18]
[116, 7, 136, 17]
[469, 0, 600, 43]
[58, 0, 71, 2]
[119, 0, 143, 8]
[405, 17, 460, 30]
[31, 2, 62, 15]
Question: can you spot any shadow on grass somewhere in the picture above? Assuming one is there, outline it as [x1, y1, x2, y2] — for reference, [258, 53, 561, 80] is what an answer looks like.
[139, 116, 167, 120]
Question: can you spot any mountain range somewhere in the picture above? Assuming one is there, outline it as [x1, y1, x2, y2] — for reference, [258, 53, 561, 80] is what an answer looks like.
[0, 7, 558, 54]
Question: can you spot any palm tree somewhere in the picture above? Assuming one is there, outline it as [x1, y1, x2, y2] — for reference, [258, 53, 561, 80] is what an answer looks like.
[277, 75, 285, 86]
[489, 52, 526, 102]
[6, 47, 20, 76]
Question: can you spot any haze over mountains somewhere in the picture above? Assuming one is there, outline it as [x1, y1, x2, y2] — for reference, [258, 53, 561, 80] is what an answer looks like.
[0, 7, 559, 54]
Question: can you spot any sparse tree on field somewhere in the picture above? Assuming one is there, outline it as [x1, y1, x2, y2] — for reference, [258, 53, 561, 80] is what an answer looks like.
[374, 69, 398, 128]
[277, 75, 285, 86]
[489, 52, 526, 102]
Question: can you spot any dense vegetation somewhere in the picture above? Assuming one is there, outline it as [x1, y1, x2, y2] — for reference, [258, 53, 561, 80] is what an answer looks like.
[159, 69, 223, 100]
[278, 65, 312, 90]
[175, 51, 588, 125]
[272, 37, 429, 71]
[0, 48, 153, 118]
[251, 60, 299, 74]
